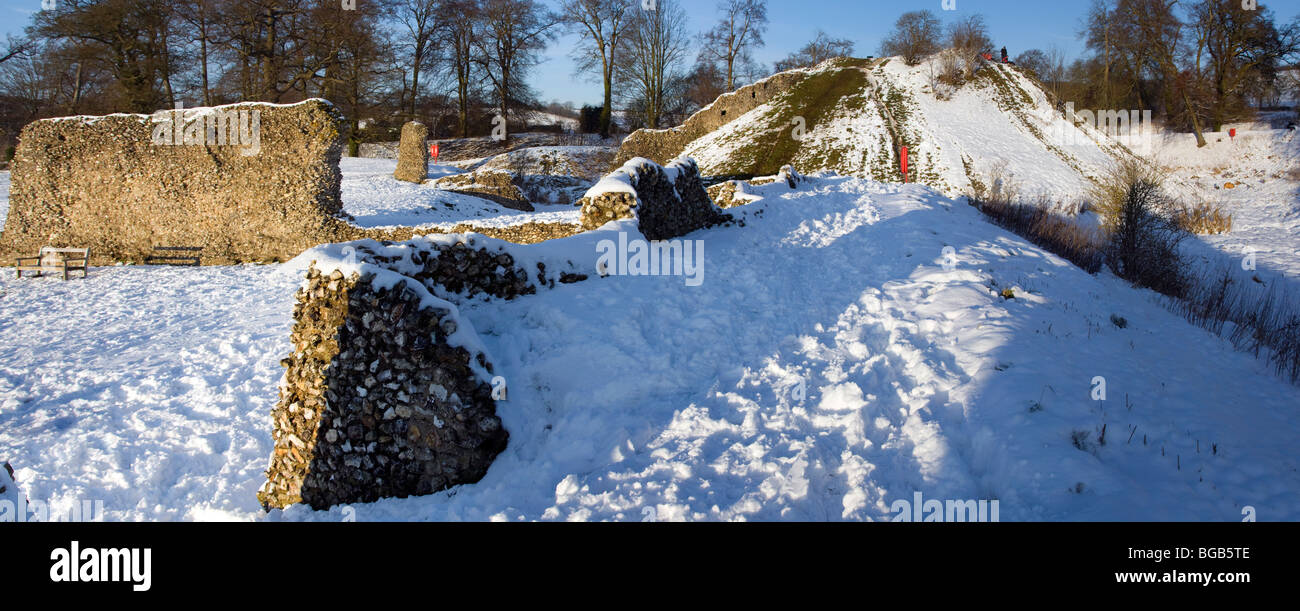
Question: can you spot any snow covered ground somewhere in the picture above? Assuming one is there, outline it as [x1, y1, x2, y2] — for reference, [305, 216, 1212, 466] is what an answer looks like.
[2, 172, 1298, 521]
[1148, 129, 1300, 285]
[340, 157, 579, 229]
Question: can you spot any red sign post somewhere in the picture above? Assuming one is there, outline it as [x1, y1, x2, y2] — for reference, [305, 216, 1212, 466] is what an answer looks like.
[429, 143, 440, 161]
[901, 147, 909, 183]
[1229, 128, 1237, 142]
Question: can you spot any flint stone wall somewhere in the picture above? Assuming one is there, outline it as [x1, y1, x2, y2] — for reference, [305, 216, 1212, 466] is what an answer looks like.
[612, 71, 809, 169]
[358, 141, 401, 159]
[578, 157, 731, 241]
[260, 237, 587, 511]
[0, 99, 366, 265]
[708, 165, 806, 208]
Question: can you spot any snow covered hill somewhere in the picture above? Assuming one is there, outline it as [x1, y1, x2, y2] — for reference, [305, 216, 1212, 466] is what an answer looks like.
[2, 172, 1297, 521]
[640, 56, 1134, 200]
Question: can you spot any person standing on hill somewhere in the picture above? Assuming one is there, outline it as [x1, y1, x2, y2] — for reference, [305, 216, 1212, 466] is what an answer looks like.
[1000, 47, 1008, 63]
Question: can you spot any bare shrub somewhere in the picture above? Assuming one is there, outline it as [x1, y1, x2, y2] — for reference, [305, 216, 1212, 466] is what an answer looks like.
[966, 164, 1104, 273]
[970, 160, 1298, 385]
[973, 197, 1105, 273]
[1106, 179, 1189, 298]
[983, 160, 1020, 204]
[1085, 158, 1169, 231]
[880, 10, 941, 66]
[934, 49, 969, 89]
[947, 15, 993, 58]
[1175, 266, 1300, 384]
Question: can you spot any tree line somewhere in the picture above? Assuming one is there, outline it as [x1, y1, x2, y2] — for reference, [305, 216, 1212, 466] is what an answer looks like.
[1, 0, 1293, 160]
[0, 0, 808, 156]
[881, 2, 1299, 146]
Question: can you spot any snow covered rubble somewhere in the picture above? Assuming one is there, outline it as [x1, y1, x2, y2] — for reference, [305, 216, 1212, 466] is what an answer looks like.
[578, 157, 731, 240]
[2, 167, 1299, 521]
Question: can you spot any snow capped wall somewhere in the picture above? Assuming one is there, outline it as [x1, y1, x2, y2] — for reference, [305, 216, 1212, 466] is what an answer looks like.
[0, 99, 366, 264]
[613, 67, 815, 168]
[0, 102, 588, 264]
[260, 236, 589, 510]
[578, 156, 731, 240]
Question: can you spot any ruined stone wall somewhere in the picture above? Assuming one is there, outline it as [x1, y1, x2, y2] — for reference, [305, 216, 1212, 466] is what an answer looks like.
[612, 71, 809, 169]
[0, 99, 364, 265]
[707, 165, 805, 208]
[433, 170, 535, 211]
[0, 102, 589, 264]
[578, 157, 732, 241]
[260, 237, 587, 511]
[357, 141, 401, 159]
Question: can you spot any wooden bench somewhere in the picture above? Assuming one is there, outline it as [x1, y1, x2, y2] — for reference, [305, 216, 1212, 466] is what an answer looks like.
[15, 247, 90, 280]
[145, 246, 203, 266]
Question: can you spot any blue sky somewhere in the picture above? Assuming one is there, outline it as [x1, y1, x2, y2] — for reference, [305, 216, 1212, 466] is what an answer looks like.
[544, 0, 1300, 105]
[4, 0, 1298, 106]
[538, 0, 1097, 105]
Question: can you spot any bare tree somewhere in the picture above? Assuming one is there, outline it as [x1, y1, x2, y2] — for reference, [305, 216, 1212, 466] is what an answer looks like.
[880, 10, 941, 66]
[1127, 0, 1208, 146]
[562, 0, 632, 138]
[174, 0, 222, 106]
[473, 0, 559, 138]
[683, 58, 726, 113]
[616, 0, 689, 129]
[1191, 0, 1300, 129]
[1083, 0, 1117, 107]
[1046, 46, 1069, 101]
[0, 36, 33, 66]
[699, 0, 767, 91]
[33, 0, 176, 112]
[391, 0, 442, 119]
[1014, 48, 1051, 80]
[437, 0, 481, 137]
[773, 30, 854, 72]
[947, 14, 993, 57]
[317, 4, 398, 155]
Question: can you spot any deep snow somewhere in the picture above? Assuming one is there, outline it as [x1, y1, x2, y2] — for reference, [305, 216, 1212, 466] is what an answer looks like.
[2, 171, 1297, 522]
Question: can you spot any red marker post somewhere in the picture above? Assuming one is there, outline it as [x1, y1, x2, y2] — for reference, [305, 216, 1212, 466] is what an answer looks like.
[901, 147, 909, 183]
[1229, 128, 1236, 142]
[429, 143, 440, 162]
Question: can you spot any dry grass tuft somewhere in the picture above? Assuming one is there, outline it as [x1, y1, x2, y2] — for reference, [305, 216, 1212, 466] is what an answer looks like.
[1173, 200, 1234, 235]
